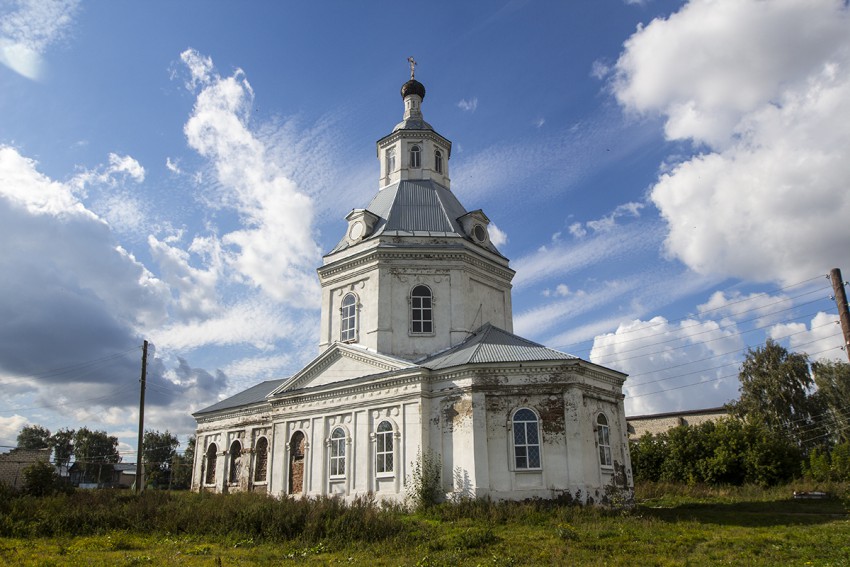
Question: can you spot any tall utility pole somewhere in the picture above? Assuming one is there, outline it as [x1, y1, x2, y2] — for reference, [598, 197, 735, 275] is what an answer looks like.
[135, 340, 148, 494]
[830, 268, 850, 363]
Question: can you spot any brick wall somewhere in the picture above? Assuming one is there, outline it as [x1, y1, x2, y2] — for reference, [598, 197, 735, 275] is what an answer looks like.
[0, 448, 51, 490]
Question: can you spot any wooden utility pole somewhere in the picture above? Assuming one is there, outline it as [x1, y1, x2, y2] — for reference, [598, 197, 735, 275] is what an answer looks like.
[135, 340, 148, 494]
[830, 268, 850, 363]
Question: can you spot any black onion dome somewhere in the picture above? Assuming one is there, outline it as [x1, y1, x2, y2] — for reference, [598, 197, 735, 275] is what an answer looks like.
[401, 79, 426, 100]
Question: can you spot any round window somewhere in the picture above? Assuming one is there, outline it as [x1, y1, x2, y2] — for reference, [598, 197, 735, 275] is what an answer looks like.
[473, 224, 487, 242]
[349, 221, 364, 241]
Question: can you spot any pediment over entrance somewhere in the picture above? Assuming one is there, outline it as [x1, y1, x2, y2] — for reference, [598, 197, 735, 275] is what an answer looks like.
[270, 343, 416, 395]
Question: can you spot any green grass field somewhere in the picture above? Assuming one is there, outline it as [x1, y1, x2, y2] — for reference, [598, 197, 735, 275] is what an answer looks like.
[1, 483, 847, 566]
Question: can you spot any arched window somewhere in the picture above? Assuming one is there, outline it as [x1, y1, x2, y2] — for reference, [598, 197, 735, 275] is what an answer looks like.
[329, 427, 346, 478]
[512, 408, 541, 470]
[254, 437, 268, 482]
[434, 149, 443, 173]
[410, 145, 421, 168]
[375, 421, 394, 474]
[410, 285, 433, 334]
[597, 414, 612, 468]
[205, 443, 217, 484]
[385, 147, 396, 175]
[289, 431, 306, 494]
[340, 293, 358, 342]
[228, 440, 242, 484]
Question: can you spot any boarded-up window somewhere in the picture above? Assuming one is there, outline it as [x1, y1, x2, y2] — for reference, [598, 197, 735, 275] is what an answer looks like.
[254, 437, 268, 482]
[289, 431, 306, 494]
[205, 443, 217, 485]
[229, 440, 242, 484]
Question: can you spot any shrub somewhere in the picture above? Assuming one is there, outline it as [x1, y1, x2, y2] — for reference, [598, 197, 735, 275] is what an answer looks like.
[406, 449, 442, 510]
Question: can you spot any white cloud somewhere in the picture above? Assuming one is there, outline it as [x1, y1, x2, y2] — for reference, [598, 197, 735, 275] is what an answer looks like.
[534, 118, 545, 128]
[488, 222, 508, 247]
[0, 415, 28, 447]
[697, 290, 797, 327]
[0, 0, 79, 80]
[768, 311, 844, 362]
[614, 0, 850, 284]
[179, 48, 321, 306]
[165, 157, 182, 174]
[457, 97, 478, 112]
[590, 59, 610, 80]
[591, 316, 744, 415]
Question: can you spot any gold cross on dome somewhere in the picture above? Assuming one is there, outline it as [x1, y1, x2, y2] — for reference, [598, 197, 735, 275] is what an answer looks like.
[408, 57, 416, 80]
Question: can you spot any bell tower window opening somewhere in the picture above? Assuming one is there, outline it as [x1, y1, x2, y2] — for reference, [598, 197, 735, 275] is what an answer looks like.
[410, 285, 433, 334]
[434, 149, 443, 174]
[340, 293, 358, 342]
[410, 145, 421, 168]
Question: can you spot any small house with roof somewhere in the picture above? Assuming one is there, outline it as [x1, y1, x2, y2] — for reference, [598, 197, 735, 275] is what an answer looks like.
[191, 65, 633, 503]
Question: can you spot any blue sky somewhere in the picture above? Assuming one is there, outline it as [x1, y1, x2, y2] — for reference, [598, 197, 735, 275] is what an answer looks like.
[1, 0, 848, 459]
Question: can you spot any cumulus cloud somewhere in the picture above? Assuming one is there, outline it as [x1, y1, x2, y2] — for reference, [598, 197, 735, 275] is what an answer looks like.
[0, 0, 79, 80]
[488, 222, 508, 247]
[591, 316, 744, 415]
[697, 290, 796, 327]
[768, 311, 844, 362]
[457, 97, 478, 112]
[614, 0, 850, 284]
[178, 48, 321, 306]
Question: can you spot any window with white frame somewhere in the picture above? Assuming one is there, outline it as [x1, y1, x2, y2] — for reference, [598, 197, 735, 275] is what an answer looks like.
[329, 427, 346, 477]
[434, 149, 443, 173]
[340, 293, 358, 342]
[375, 420, 394, 474]
[410, 144, 421, 168]
[228, 440, 242, 483]
[410, 285, 433, 334]
[512, 408, 541, 469]
[597, 414, 612, 468]
[385, 147, 396, 176]
[205, 443, 217, 484]
[254, 437, 268, 482]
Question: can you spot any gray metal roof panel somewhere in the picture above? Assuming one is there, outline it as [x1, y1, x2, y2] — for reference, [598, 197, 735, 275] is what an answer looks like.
[193, 379, 286, 416]
[419, 323, 578, 370]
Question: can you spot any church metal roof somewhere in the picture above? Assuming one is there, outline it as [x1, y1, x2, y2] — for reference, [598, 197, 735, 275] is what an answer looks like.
[330, 180, 503, 256]
[192, 379, 286, 416]
[418, 323, 578, 370]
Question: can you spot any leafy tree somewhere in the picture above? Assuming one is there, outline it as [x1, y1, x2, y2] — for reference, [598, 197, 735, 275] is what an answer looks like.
[17, 424, 51, 449]
[49, 428, 75, 469]
[73, 427, 121, 484]
[630, 432, 669, 483]
[811, 360, 850, 443]
[171, 434, 195, 489]
[727, 339, 820, 449]
[22, 460, 69, 496]
[142, 429, 179, 487]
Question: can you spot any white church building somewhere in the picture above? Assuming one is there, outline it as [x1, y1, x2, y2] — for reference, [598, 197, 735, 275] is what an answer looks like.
[191, 66, 633, 504]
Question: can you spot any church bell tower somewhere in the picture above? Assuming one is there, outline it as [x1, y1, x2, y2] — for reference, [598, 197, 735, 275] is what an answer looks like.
[316, 60, 515, 361]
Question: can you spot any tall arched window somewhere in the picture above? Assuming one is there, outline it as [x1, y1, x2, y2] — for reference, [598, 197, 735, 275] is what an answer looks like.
[254, 437, 268, 482]
[512, 408, 541, 469]
[434, 149, 443, 173]
[597, 414, 612, 468]
[375, 421, 394, 474]
[329, 427, 346, 478]
[288, 431, 306, 494]
[410, 145, 421, 168]
[340, 293, 358, 342]
[410, 285, 433, 334]
[205, 443, 217, 484]
[385, 147, 396, 175]
[228, 440, 242, 483]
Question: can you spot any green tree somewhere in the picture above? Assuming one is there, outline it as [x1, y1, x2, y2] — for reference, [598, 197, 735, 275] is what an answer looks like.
[49, 428, 75, 469]
[142, 429, 179, 487]
[73, 427, 121, 485]
[22, 460, 68, 496]
[17, 424, 51, 449]
[171, 434, 195, 489]
[811, 360, 850, 443]
[727, 339, 820, 449]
